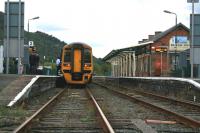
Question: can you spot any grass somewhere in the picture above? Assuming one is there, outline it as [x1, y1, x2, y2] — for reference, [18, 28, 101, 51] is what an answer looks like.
[0, 106, 29, 127]
[0, 106, 28, 117]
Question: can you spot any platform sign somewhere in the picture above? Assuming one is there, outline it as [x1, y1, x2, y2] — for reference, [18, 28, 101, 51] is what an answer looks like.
[187, 0, 199, 3]
[190, 14, 200, 64]
[3, 2, 24, 57]
[3, 39, 24, 57]
[4, 2, 24, 38]
[28, 41, 34, 47]
[190, 14, 200, 46]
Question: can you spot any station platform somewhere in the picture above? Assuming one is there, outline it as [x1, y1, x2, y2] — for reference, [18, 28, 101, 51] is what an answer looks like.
[0, 74, 35, 106]
[193, 79, 200, 84]
[1, 74, 200, 107]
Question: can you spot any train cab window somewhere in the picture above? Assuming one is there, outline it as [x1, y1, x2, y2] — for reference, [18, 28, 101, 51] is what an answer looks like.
[64, 49, 71, 62]
[84, 49, 91, 63]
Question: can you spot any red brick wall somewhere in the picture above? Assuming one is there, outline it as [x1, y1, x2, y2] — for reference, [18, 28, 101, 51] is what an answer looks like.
[151, 27, 189, 76]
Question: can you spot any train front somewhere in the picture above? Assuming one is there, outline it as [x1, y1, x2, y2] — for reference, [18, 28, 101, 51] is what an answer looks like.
[61, 43, 93, 85]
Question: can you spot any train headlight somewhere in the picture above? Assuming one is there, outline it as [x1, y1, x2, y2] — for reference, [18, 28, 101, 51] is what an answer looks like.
[84, 63, 91, 67]
[64, 63, 71, 67]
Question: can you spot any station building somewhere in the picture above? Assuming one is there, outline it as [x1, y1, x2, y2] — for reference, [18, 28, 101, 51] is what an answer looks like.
[103, 23, 190, 77]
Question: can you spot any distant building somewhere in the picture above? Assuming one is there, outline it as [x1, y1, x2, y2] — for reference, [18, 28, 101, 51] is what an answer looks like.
[103, 23, 190, 77]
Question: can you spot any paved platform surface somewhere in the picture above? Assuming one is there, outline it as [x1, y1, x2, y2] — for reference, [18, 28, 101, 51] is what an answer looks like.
[193, 79, 200, 84]
[0, 74, 19, 92]
[0, 74, 34, 106]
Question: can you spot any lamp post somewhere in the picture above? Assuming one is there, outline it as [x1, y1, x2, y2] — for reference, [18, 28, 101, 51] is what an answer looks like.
[164, 10, 177, 70]
[28, 16, 40, 33]
[27, 16, 39, 74]
[27, 16, 39, 46]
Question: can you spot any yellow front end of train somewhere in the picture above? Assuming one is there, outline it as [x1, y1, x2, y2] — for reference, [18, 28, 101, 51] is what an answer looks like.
[61, 42, 93, 85]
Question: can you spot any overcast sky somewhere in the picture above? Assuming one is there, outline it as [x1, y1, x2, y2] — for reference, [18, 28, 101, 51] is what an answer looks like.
[0, 0, 200, 58]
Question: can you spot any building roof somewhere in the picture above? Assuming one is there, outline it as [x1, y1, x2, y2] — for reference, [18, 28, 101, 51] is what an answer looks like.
[103, 23, 189, 61]
[153, 23, 189, 42]
[137, 23, 189, 45]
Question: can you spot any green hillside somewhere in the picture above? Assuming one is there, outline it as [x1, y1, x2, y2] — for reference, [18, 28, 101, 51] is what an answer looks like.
[25, 31, 66, 63]
[93, 57, 111, 76]
[0, 11, 65, 61]
[0, 11, 111, 76]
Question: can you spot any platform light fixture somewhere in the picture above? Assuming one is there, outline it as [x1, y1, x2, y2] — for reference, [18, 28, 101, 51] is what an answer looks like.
[28, 16, 40, 32]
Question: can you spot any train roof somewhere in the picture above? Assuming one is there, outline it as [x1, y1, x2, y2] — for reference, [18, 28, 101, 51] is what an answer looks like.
[64, 42, 92, 49]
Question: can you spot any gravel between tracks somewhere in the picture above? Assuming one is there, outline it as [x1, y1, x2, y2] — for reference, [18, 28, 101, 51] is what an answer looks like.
[30, 88, 102, 133]
[0, 87, 62, 132]
[90, 83, 198, 133]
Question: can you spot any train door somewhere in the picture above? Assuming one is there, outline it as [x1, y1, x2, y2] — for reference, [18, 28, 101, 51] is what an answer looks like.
[74, 49, 81, 72]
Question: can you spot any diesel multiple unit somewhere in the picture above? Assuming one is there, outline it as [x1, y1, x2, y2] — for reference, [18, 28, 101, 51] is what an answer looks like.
[59, 42, 93, 85]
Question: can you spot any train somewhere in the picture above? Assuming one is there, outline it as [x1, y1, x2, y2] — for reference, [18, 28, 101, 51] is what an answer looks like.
[56, 42, 93, 87]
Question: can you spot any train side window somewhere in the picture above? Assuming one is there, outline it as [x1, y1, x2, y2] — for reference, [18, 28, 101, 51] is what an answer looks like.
[64, 50, 71, 62]
[84, 48, 91, 63]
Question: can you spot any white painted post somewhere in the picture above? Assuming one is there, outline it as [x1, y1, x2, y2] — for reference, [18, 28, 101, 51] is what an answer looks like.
[129, 53, 132, 77]
[126, 54, 128, 77]
[133, 53, 136, 76]
[121, 57, 123, 77]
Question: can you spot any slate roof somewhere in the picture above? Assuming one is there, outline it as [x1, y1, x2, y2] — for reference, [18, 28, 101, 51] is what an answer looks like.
[103, 23, 189, 61]
[147, 23, 189, 43]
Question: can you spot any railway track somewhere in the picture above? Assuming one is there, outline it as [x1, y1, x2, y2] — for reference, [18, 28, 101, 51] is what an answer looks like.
[116, 84, 200, 121]
[0, 87, 62, 133]
[89, 84, 153, 133]
[12, 81, 200, 133]
[14, 85, 146, 132]
[93, 81, 200, 132]
[14, 87, 115, 133]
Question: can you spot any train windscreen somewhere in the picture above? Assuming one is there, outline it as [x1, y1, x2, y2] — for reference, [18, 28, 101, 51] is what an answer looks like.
[64, 49, 71, 62]
[84, 48, 91, 63]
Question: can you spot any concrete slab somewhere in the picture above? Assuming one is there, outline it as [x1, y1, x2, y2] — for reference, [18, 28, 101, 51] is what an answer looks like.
[193, 79, 200, 84]
[131, 119, 157, 133]
[0, 74, 19, 92]
[0, 75, 34, 106]
[7, 75, 57, 107]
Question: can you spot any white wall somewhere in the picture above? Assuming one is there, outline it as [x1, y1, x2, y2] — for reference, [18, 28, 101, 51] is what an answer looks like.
[0, 46, 3, 73]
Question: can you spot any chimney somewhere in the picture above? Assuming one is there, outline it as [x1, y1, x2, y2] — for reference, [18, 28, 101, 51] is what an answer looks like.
[148, 35, 155, 40]
[155, 31, 162, 36]
[138, 41, 143, 44]
[142, 39, 148, 42]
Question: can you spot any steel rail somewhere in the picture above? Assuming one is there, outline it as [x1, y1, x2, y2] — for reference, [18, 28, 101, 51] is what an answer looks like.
[86, 88, 115, 133]
[14, 89, 65, 133]
[121, 86, 200, 111]
[95, 83, 200, 128]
